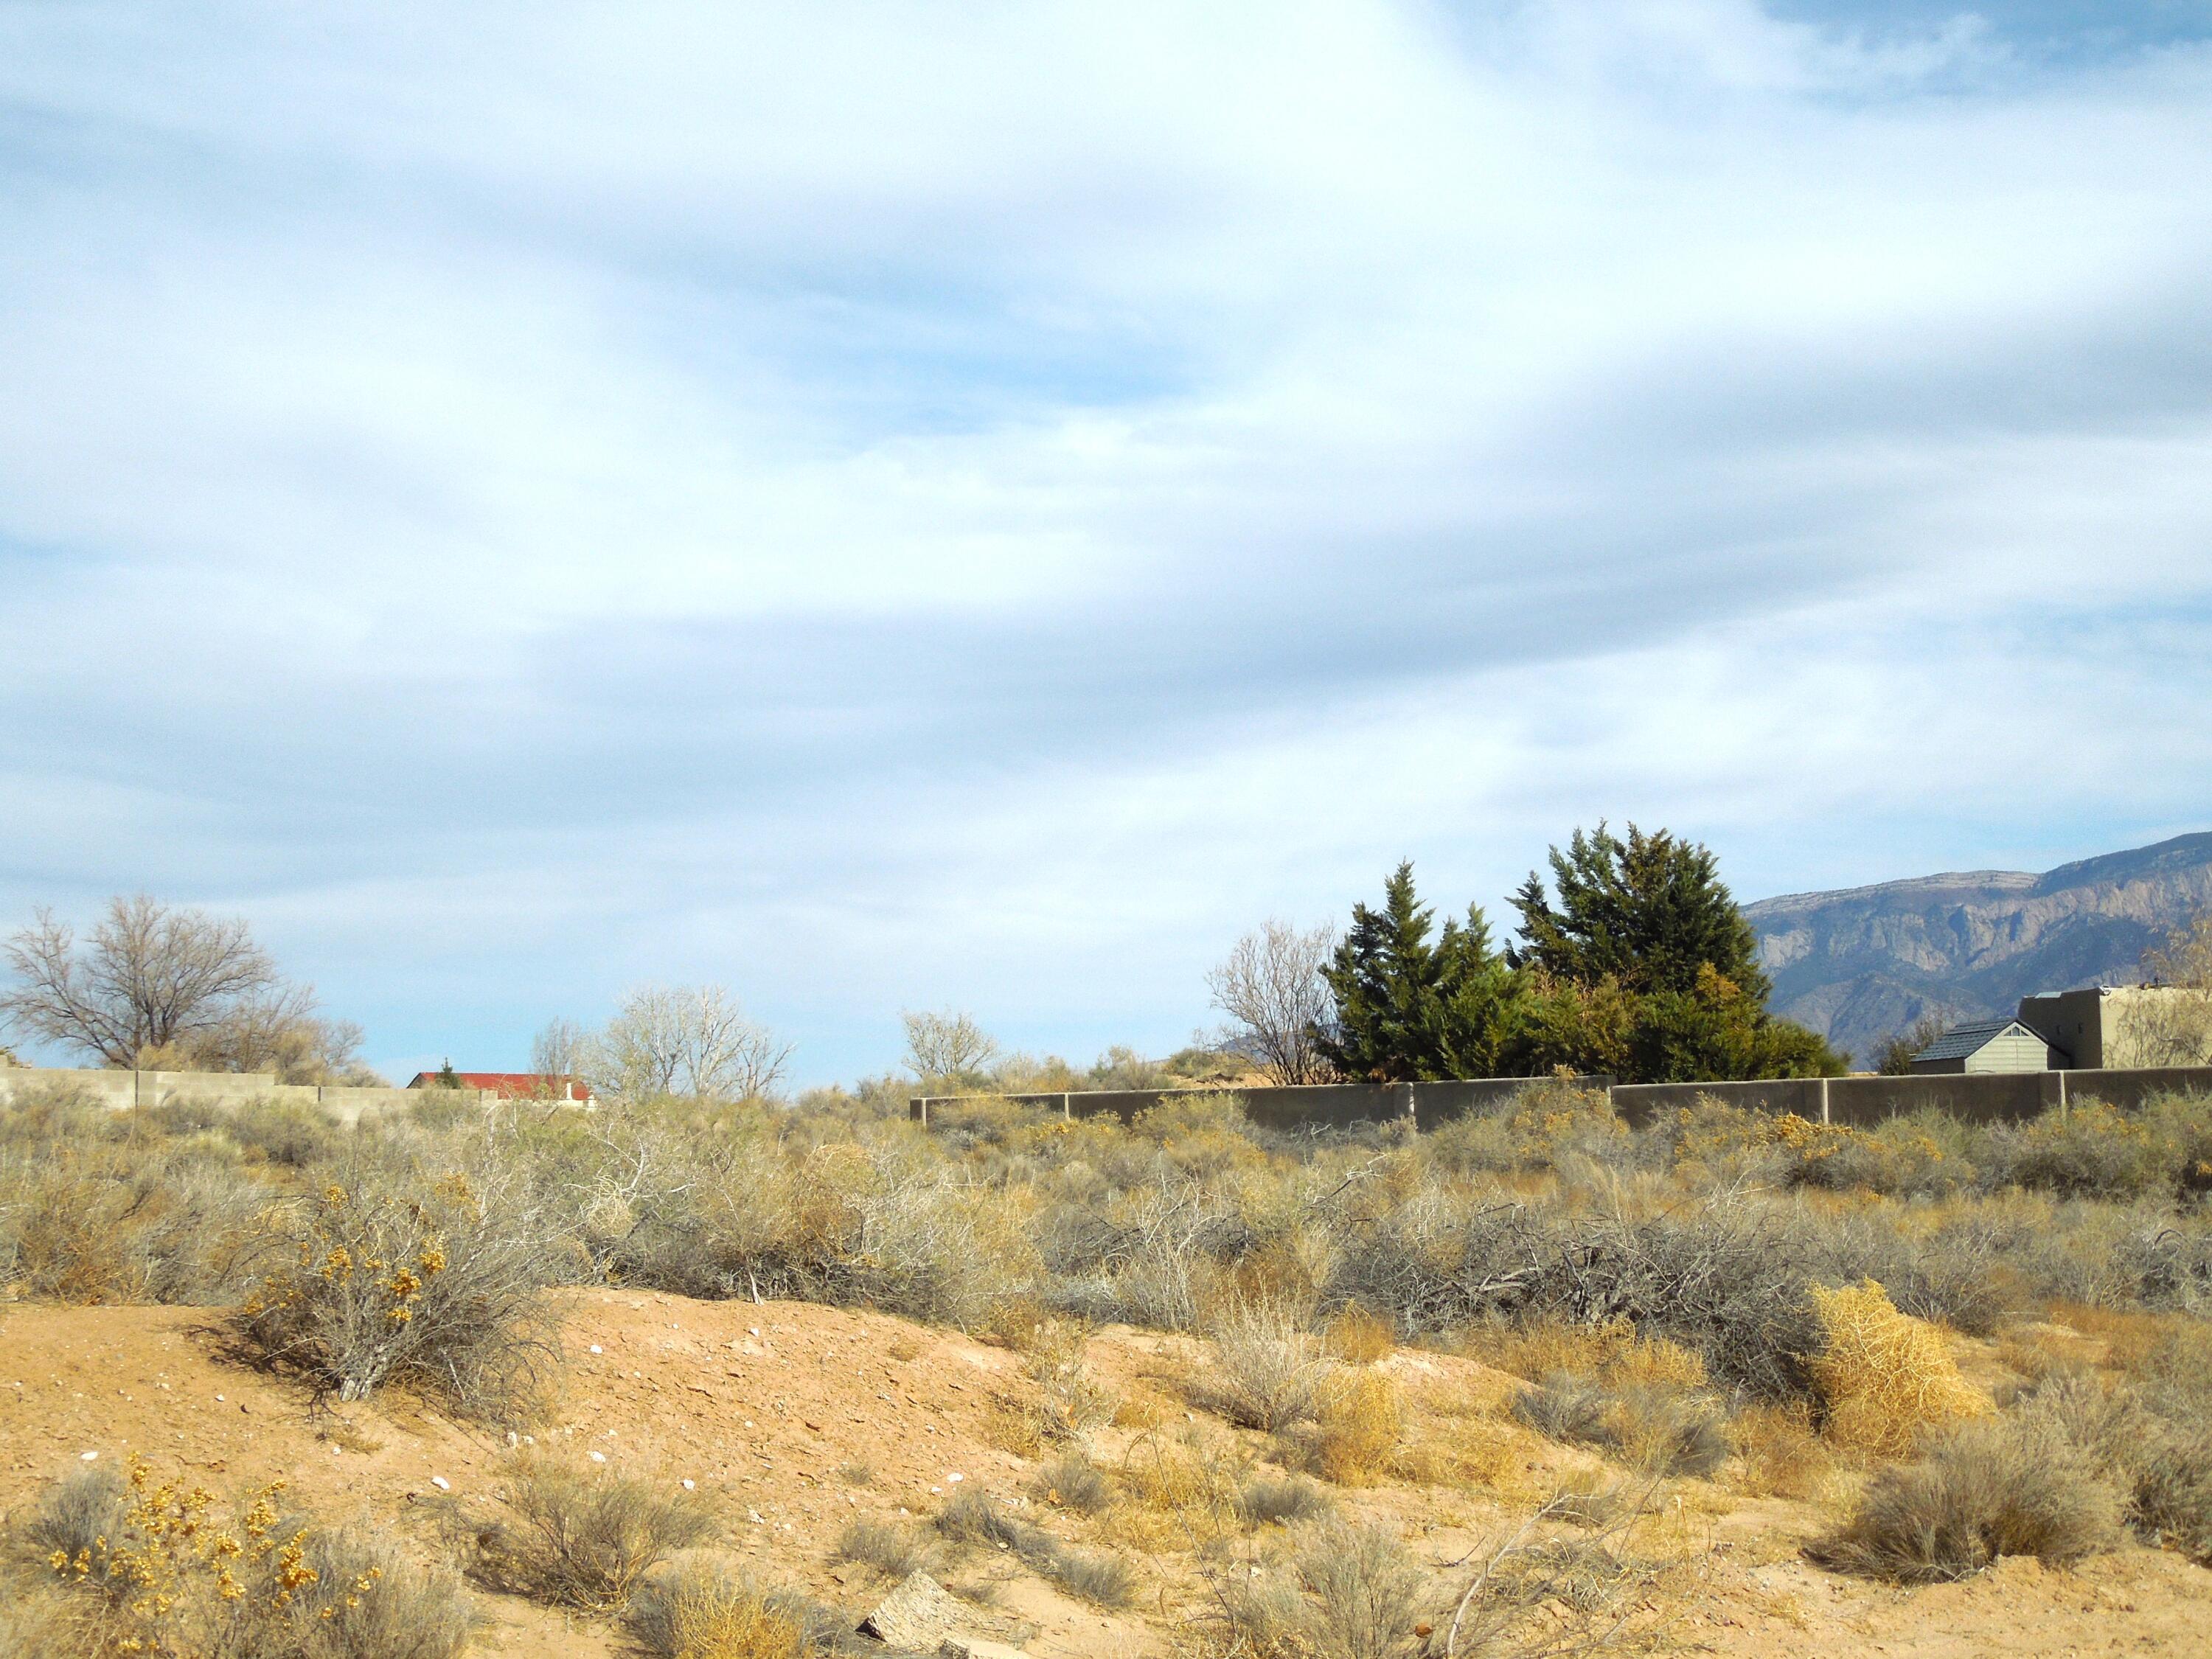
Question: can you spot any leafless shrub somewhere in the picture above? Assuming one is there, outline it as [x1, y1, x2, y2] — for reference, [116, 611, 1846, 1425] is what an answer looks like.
[1294, 1520, 1427, 1659]
[234, 1156, 561, 1421]
[455, 1454, 715, 1610]
[1236, 1474, 1335, 1528]
[1810, 1416, 2123, 1583]
[933, 1489, 1134, 1607]
[1030, 1453, 1113, 1516]
[833, 1518, 939, 1578]
[1195, 1298, 1335, 1432]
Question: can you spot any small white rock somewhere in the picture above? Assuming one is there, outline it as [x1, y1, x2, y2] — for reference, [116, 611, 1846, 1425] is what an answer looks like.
[681, 1478, 696, 1491]
[947, 1472, 964, 1484]
[431, 1476, 450, 1492]
[589, 1451, 607, 1464]
[588, 1344, 602, 1354]
[79, 1450, 98, 1461]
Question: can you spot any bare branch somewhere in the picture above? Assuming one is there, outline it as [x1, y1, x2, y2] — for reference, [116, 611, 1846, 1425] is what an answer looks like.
[1206, 919, 1339, 1085]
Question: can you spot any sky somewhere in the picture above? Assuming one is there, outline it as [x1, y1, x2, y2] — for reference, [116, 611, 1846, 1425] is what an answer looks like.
[2, 1, 2210, 1086]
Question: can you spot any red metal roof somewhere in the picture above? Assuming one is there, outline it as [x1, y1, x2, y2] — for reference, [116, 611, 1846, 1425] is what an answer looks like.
[405, 1071, 588, 1100]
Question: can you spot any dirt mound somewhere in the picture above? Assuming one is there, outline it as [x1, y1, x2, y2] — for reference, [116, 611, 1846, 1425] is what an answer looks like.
[0, 1291, 2205, 1656]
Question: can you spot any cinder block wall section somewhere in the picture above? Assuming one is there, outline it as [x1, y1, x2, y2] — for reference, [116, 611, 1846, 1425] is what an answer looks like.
[0, 1067, 491, 1125]
[915, 1066, 2212, 1133]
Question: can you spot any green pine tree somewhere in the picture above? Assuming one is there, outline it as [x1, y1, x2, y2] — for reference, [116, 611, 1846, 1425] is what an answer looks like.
[1509, 822, 1768, 1001]
[1318, 863, 1525, 1081]
[1511, 824, 1841, 1082]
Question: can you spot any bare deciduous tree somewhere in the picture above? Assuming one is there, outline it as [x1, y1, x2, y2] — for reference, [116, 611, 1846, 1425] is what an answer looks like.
[901, 1009, 998, 1090]
[3, 896, 284, 1067]
[1206, 919, 1340, 1085]
[2131, 911, 2212, 1066]
[528, 1016, 592, 1099]
[591, 984, 791, 1103]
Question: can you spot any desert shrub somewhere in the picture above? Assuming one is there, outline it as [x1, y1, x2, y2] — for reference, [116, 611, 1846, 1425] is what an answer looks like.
[1050, 1548, 1137, 1608]
[234, 1160, 560, 1419]
[21, 1458, 473, 1659]
[1511, 1376, 1728, 1478]
[1293, 1520, 1427, 1659]
[832, 1518, 938, 1578]
[1805, 1280, 1990, 1455]
[1194, 1298, 1335, 1431]
[1421, 1082, 1627, 1177]
[1459, 1314, 1703, 1391]
[226, 1099, 346, 1169]
[1302, 1369, 1403, 1486]
[1729, 1401, 1839, 1500]
[1210, 1570, 1310, 1659]
[1321, 1304, 1394, 1363]
[1029, 1454, 1113, 1516]
[0, 1145, 276, 1305]
[460, 1454, 715, 1610]
[623, 1559, 805, 1659]
[1012, 1318, 1116, 1443]
[1236, 1475, 1335, 1527]
[933, 1489, 1133, 1607]
[1811, 1415, 2123, 1582]
[1993, 1101, 2179, 1201]
[277, 1526, 476, 1659]
[2012, 1371, 2212, 1563]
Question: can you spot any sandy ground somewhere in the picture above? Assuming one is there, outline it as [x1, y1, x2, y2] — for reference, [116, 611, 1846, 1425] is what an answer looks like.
[1, 1290, 2206, 1656]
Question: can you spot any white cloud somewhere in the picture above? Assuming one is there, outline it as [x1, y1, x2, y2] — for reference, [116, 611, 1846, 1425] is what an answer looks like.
[0, 1, 2208, 1082]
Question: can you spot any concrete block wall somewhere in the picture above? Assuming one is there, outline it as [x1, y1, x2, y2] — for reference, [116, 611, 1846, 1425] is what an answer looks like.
[0, 1066, 492, 1126]
[917, 1066, 2212, 1135]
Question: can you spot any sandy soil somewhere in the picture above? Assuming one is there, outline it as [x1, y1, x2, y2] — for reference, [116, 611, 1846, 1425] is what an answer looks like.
[1, 1290, 2205, 1656]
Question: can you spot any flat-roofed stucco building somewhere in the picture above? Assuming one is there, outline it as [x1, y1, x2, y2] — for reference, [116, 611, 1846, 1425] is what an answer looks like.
[2017, 985, 2212, 1070]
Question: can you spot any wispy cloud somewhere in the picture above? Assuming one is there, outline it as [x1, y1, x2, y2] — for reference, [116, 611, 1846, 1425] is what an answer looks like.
[1, 1, 2208, 1080]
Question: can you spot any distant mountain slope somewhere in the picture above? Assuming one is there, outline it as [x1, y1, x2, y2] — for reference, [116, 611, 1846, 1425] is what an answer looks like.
[1744, 832, 2212, 1066]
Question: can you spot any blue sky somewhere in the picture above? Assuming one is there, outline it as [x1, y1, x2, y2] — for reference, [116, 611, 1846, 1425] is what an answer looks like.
[2, 1, 2210, 1085]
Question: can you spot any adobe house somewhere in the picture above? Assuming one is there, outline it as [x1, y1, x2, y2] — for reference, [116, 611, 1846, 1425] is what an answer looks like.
[2017, 984, 2212, 1070]
[1909, 1017, 2066, 1075]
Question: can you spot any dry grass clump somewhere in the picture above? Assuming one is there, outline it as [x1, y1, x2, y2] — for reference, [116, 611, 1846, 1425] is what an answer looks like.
[1194, 1298, 1336, 1432]
[1728, 1401, 1841, 1501]
[1806, 1280, 1991, 1456]
[1458, 1315, 1704, 1391]
[455, 1453, 715, 1610]
[1236, 1474, 1336, 1528]
[1811, 1414, 2122, 1582]
[1511, 1375, 1729, 1478]
[1322, 1304, 1395, 1363]
[622, 1558, 807, 1659]
[1029, 1453, 1113, 1516]
[933, 1489, 1135, 1608]
[1299, 1369, 1404, 1486]
[234, 1161, 560, 1422]
[832, 1518, 939, 1579]
[13, 1458, 473, 1659]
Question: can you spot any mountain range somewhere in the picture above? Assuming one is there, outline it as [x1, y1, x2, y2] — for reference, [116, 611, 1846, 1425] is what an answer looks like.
[1743, 831, 2212, 1067]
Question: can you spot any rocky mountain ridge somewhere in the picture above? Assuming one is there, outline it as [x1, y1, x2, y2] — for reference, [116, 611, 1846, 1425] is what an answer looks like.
[1744, 830, 2212, 1065]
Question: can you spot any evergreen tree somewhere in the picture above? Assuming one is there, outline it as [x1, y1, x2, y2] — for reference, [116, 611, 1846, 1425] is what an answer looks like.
[1510, 823, 1767, 1001]
[1318, 863, 1523, 1082]
[1510, 824, 1840, 1082]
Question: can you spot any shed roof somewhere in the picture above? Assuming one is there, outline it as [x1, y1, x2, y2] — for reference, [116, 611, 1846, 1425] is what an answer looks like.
[1913, 1018, 2044, 1063]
